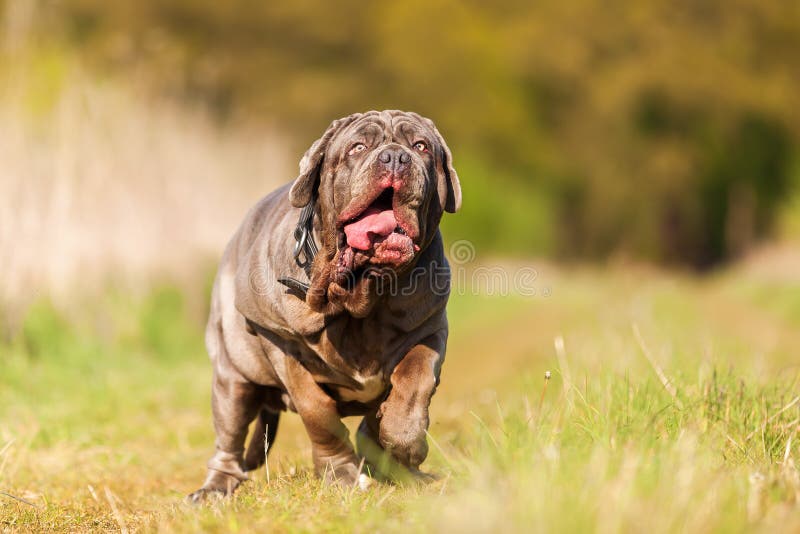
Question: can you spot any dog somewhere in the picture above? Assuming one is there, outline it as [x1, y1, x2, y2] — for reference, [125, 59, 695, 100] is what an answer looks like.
[189, 110, 461, 501]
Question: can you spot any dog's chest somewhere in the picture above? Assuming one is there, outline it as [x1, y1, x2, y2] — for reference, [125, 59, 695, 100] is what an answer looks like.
[307, 314, 408, 403]
[331, 371, 386, 402]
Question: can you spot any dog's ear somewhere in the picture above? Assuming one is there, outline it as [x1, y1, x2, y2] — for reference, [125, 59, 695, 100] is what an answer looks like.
[289, 113, 362, 208]
[419, 116, 461, 213]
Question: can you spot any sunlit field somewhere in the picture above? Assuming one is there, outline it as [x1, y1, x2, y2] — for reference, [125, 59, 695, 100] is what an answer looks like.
[3, 14, 800, 531]
[2, 259, 800, 532]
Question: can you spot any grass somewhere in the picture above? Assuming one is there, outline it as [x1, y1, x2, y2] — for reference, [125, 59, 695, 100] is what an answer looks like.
[3, 23, 800, 532]
[2, 263, 800, 532]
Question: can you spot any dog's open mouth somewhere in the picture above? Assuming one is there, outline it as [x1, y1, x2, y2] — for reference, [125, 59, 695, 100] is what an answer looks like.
[343, 188, 405, 249]
[335, 188, 418, 283]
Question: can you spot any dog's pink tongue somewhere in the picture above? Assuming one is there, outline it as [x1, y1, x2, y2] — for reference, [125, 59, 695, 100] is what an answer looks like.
[344, 208, 397, 250]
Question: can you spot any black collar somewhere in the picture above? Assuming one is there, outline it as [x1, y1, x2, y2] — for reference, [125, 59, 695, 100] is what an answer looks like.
[277, 196, 318, 296]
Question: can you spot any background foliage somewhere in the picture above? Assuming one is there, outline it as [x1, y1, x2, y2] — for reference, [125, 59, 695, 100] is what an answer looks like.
[3, 3, 800, 531]
[15, 0, 800, 267]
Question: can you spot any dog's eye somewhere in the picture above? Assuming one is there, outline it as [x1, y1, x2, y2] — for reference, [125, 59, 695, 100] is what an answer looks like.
[413, 141, 428, 153]
[348, 143, 367, 156]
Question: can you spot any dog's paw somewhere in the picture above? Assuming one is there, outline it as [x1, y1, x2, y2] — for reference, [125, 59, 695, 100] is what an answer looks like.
[377, 401, 430, 470]
[319, 460, 370, 490]
[187, 487, 227, 504]
[187, 470, 243, 504]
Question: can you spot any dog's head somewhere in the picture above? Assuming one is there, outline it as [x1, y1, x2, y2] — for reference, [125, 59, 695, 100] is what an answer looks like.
[289, 110, 460, 316]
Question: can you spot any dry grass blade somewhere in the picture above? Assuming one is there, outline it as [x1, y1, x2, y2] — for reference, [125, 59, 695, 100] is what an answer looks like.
[0, 491, 40, 508]
[375, 486, 396, 507]
[264, 424, 270, 485]
[0, 439, 14, 457]
[745, 395, 800, 442]
[470, 411, 499, 449]
[632, 323, 684, 409]
[554, 336, 572, 398]
[348, 458, 367, 497]
[725, 434, 754, 464]
[438, 472, 451, 496]
[747, 472, 767, 522]
[104, 486, 129, 534]
[0, 439, 14, 475]
[425, 430, 454, 468]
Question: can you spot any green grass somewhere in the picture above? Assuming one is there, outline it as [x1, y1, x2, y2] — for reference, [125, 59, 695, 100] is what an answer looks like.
[2, 266, 800, 532]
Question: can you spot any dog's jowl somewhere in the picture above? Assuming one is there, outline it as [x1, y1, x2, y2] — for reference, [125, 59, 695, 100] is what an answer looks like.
[190, 110, 461, 501]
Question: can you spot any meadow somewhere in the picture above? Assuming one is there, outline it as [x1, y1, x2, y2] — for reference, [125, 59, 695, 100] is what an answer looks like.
[2, 34, 800, 532]
[2, 257, 800, 532]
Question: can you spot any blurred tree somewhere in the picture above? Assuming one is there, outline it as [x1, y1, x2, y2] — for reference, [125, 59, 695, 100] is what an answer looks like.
[14, 0, 800, 267]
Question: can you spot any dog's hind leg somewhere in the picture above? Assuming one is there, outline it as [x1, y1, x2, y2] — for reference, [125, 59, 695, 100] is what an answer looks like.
[356, 411, 391, 480]
[189, 318, 263, 502]
[243, 407, 280, 471]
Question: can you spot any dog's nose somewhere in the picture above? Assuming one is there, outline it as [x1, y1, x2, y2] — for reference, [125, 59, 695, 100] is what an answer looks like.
[378, 147, 411, 174]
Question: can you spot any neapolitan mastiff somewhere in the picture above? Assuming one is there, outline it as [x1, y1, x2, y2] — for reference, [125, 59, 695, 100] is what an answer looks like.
[190, 110, 461, 501]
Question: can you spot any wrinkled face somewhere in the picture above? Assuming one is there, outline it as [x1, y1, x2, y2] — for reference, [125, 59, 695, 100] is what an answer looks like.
[289, 110, 460, 310]
[328, 113, 438, 269]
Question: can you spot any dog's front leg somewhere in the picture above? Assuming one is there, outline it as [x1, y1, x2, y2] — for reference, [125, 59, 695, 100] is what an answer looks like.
[377, 331, 445, 475]
[284, 356, 362, 486]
